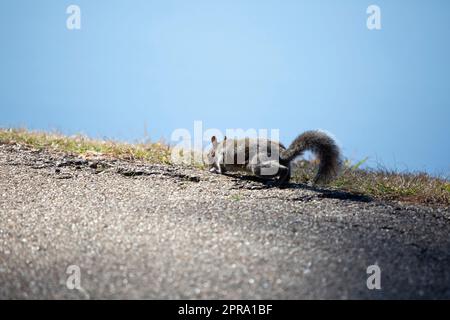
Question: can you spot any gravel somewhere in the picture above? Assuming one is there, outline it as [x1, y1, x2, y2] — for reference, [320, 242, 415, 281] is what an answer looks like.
[0, 143, 449, 299]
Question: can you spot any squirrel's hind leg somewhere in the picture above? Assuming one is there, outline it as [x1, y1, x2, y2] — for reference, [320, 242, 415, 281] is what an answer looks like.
[249, 160, 290, 184]
[276, 166, 290, 185]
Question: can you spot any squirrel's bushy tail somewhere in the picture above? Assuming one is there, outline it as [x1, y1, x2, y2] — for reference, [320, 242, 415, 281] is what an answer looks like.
[281, 130, 341, 185]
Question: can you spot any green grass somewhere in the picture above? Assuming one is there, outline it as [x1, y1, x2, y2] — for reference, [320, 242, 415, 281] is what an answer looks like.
[1, 128, 449, 207]
[230, 194, 243, 202]
[292, 160, 450, 207]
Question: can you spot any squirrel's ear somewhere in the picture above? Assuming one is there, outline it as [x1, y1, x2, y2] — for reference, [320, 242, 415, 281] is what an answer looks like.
[211, 136, 217, 147]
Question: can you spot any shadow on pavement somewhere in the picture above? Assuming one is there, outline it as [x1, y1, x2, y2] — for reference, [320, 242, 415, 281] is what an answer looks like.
[227, 173, 373, 203]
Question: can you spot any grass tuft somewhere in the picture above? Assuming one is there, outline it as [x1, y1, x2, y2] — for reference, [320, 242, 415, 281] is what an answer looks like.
[292, 160, 449, 207]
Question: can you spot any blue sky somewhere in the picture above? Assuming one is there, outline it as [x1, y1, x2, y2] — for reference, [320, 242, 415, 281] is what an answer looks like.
[1, 0, 449, 175]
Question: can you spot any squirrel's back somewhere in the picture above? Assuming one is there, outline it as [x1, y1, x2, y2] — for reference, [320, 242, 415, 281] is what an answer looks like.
[218, 138, 286, 169]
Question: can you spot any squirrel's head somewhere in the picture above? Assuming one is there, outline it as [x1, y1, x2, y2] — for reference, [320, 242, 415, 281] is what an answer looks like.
[206, 136, 226, 172]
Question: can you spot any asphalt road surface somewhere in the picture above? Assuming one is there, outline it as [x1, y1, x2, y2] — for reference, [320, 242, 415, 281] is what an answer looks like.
[0, 143, 449, 299]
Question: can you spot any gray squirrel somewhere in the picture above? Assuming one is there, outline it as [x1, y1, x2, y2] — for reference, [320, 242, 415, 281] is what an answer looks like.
[206, 130, 341, 185]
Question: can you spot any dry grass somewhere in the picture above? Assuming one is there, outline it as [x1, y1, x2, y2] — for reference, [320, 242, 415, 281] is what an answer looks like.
[292, 160, 450, 207]
[1, 128, 449, 207]
[0, 128, 171, 164]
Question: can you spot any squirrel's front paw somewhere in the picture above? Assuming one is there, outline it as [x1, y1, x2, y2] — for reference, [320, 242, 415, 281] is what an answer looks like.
[209, 167, 218, 173]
